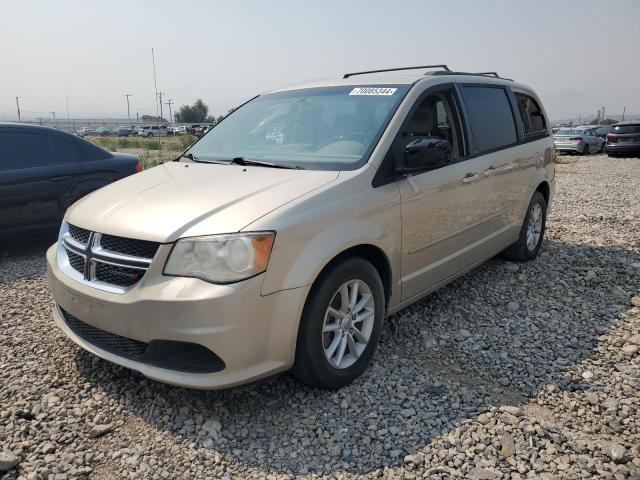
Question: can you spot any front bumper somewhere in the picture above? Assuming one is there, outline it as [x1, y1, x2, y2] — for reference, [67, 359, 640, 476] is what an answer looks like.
[46, 244, 309, 389]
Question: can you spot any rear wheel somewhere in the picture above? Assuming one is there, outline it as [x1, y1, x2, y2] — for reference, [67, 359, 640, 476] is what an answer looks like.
[600, 141, 606, 153]
[292, 257, 385, 390]
[503, 191, 547, 262]
[582, 142, 590, 155]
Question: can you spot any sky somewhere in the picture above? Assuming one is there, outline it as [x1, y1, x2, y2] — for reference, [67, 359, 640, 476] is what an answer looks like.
[1, 0, 639, 123]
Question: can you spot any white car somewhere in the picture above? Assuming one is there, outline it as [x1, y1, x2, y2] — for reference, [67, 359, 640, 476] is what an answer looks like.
[138, 125, 168, 138]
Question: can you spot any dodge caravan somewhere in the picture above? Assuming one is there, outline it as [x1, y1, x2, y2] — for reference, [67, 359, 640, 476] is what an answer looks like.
[46, 65, 555, 390]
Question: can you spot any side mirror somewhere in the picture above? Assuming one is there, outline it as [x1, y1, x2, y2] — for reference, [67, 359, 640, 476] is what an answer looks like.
[397, 137, 452, 175]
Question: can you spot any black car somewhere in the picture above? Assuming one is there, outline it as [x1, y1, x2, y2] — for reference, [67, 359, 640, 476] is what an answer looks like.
[605, 122, 640, 157]
[0, 123, 140, 236]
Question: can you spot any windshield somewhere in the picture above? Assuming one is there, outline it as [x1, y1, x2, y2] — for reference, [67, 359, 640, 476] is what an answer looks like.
[555, 128, 584, 136]
[185, 85, 409, 170]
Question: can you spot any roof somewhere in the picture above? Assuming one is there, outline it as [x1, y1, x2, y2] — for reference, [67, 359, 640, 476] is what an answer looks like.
[267, 67, 533, 96]
[0, 122, 68, 135]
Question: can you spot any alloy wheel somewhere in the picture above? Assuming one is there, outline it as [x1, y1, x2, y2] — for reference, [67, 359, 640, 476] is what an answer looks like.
[526, 203, 543, 251]
[322, 279, 375, 369]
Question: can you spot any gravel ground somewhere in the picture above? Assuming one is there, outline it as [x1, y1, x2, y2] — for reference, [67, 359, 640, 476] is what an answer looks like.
[1, 153, 639, 479]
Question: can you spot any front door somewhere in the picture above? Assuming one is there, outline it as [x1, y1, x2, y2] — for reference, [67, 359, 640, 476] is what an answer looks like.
[398, 86, 494, 300]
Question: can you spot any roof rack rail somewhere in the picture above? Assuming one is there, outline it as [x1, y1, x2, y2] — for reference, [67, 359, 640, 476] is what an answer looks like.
[429, 70, 513, 81]
[343, 64, 450, 79]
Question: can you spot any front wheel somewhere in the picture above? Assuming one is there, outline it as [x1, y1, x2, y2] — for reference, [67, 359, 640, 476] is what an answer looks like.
[292, 257, 385, 390]
[503, 191, 547, 262]
[600, 142, 606, 153]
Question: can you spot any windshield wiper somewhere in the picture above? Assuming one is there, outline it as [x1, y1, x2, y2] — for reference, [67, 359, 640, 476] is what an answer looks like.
[229, 157, 304, 170]
[180, 153, 226, 164]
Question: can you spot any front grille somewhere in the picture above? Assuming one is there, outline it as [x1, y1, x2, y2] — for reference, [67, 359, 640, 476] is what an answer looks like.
[95, 263, 145, 287]
[58, 222, 160, 293]
[60, 308, 225, 374]
[101, 234, 159, 259]
[68, 224, 91, 244]
[66, 249, 85, 274]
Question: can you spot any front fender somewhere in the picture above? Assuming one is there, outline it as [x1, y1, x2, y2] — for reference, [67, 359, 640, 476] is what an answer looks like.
[267, 219, 390, 295]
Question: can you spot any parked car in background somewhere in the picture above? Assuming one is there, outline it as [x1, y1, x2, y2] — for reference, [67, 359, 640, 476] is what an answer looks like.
[605, 122, 640, 157]
[553, 126, 605, 154]
[95, 127, 111, 137]
[167, 126, 181, 136]
[593, 125, 612, 139]
[176, 126, 190, 135]
[116, 126, 132, 137]
[129, 126, 140, 136]
[0, 123, 140, 236]
[194, 125, 212, 137]
[139, 125, 168, 137]
[188, 124, 201, 134]
[46, 66, 555, 390]
[75, 127, 94, 138]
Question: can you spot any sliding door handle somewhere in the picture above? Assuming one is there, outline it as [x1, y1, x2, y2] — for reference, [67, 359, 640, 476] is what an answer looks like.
[462, 173, 480, 184]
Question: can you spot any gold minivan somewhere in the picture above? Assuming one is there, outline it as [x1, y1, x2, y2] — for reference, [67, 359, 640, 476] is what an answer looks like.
[47, 65, 555, 390]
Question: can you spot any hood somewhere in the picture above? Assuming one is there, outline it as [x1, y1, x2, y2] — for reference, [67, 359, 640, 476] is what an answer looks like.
[66, 162, 339, 242]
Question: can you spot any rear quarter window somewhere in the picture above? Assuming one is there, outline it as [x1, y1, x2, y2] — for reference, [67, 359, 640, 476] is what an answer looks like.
[460, 86, 517, 154]
[0, 131, 76, 169]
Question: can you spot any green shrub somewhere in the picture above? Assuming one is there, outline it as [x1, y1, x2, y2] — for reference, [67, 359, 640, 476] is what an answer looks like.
[146, 141, 161, 151]
[179, 134, 196, 149]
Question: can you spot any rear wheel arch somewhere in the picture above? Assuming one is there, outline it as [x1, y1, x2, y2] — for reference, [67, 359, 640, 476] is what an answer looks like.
[535, 180, 550, 205]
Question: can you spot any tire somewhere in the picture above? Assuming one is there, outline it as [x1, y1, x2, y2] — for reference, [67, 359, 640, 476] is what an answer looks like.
[582, 142, 589, 155]
[600, 142, 606, 153]
[502, 191, 547, 262]
[147, 133, 153, 138]
[292, 257, 385, 390]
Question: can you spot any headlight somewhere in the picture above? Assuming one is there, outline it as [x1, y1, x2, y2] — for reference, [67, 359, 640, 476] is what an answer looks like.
[164, 232, 275, 283]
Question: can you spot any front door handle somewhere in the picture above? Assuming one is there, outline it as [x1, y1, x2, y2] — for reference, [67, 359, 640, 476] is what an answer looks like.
[462, 173, 480, 184]
[51, 175, 71, 182]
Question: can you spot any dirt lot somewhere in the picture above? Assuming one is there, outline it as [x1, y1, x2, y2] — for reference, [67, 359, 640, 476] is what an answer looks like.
[1, 154, 639, 479]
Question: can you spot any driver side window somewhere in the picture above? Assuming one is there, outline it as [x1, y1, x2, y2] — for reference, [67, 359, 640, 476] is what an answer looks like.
[400, 90, 464, 161]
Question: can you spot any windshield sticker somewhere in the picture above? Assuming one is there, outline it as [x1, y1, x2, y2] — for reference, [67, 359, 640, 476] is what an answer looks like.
[349, 87, 397, 96]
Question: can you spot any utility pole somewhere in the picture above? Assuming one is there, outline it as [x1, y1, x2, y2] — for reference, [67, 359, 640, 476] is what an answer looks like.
[151, 48, 159, 120]
[51, 111, 56, 119]
[66, 97, 70, 122]
[165, 99, 173, 123]
[157, 92, 164, 122]
[15, 97, 21, 121]
[124, 94, 132, 125]
[621, 106, 626, 122]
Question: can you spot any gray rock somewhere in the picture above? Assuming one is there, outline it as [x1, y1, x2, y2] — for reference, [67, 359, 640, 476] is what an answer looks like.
[500, 434, 516, 458]
[621, 344, 638, 355]
[607, 443, 626, 462]
[585, 392, 599, 405]
[420, 331, 438, 349]
[469, 467, 498, 480]
[507, 301, 519, 312]
[504, 263, 519, 273]
[89, 424, 113, 438]
[0, 451, 19, 471]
